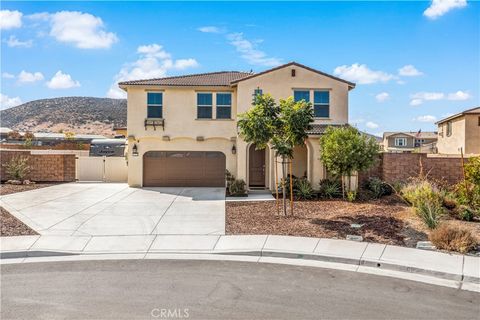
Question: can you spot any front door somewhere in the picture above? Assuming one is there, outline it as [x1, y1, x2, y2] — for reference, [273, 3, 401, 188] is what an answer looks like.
[249, 144, 265, 187]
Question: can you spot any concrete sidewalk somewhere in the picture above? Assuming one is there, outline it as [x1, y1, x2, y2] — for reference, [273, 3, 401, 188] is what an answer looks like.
[1, 235, 479, 288]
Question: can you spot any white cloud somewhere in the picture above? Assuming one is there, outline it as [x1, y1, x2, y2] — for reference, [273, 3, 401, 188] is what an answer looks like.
[227, 33, 282, 67]
[413, 115, 437, 123]
[5, 35, 33, 48]
[17, 70, 44, 83]
[0, 10, 22, 30]
[366, 121, 379, 129]
[447, 90, 471, 100]
[424, 0, 467, 19]
[333, 63, 395, 84]
[198, 26, 223, 33]
[107, 44, 199, 98]
[375, 92, 390, 102]
[46, 71, 80, 89]
[410, 90, 471, 105]
[410, 99, 423, 106]
[398, 65, 423, 77]
[2, 72, 15, 79]
[0, 93, 22, 110]
[43, 11, 118, 49]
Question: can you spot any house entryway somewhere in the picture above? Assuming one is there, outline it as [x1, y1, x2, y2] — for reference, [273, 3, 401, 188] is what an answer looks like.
[248, 144, 266, 188]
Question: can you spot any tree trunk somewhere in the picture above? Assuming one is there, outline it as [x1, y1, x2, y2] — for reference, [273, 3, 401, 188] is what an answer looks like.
[281, 155, 287, 216]
[341, 175, 345, 199]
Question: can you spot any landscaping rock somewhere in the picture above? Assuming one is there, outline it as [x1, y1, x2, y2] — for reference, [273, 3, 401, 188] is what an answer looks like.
[6, 180, 22, 185]
[346, 235, 363, 242]
[416, 241, 436, 250]
[22, 180, 35, 185]
[350, 223, 363, 229]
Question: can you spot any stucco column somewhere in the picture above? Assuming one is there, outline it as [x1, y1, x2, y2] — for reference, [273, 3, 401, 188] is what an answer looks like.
[236, 138, 248, 182]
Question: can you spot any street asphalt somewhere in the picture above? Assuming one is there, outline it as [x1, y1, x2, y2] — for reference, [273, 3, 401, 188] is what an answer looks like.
[1, 260, 479, 320]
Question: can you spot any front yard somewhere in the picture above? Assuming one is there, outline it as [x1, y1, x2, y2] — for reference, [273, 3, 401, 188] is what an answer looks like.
[226, 196, 480, 249]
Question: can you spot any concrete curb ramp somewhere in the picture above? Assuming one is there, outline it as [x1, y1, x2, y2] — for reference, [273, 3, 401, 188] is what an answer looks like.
[1, 235, 479, 291]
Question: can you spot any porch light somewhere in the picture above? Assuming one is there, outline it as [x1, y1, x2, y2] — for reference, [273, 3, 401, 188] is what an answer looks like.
[231, 144, 237, 154]
[132, 143, 139, 156]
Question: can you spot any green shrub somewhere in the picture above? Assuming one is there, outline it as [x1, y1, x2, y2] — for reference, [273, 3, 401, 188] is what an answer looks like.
[401, 178, 445, 229]
[429, 224, 478, 253]
[417, 201, 443, 229]
[400, 178, 443, 207]
[364, 177, 392, 199]
[3, 156, 31, 180]
[229, 179, 247, 196]
[465, 156, 480, 186]
[346, 190, 357, 202]
[225, 170, 246, 196]
[457, 205, 476, 221]
[318, 179, 341, 199]
[294, 178, 314, 200]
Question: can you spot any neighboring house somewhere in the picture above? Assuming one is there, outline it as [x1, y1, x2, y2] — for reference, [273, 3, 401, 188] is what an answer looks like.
[0, 127, 13, 141]
[436, 107, 480, 155]
[3, 131, 107, 146]
[119, 62, 355, 189]
[382, 132, 438, 153]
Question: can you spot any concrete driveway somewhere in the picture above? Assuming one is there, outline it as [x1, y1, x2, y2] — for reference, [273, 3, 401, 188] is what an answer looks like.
[0, 183, 225, 236]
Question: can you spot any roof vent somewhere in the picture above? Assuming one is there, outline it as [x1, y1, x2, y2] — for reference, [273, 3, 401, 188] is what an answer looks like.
[291, 69, 296, 77]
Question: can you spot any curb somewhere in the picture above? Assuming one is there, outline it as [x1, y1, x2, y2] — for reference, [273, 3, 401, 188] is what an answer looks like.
[2, 248, 478, 285]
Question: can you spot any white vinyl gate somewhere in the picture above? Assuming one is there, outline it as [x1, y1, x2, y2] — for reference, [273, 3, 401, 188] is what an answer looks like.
[76, 156, 128, 182]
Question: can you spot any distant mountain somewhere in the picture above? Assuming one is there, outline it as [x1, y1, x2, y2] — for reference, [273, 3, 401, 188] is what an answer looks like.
[0, 97, 127, 136]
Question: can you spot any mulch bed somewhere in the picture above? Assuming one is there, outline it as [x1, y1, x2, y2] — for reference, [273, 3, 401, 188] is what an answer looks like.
[0, 182, 60, 196]
[0, 207, 38, 236]
[226, 196, 426, 247]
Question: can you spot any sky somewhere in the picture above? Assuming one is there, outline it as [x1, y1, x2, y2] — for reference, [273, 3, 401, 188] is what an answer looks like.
[1, 1, 479, 136]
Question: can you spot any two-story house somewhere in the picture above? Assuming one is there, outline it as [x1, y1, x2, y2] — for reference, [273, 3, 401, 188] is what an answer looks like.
[382, 131, 438, 153]
[436, 107, 480, 155]
[119, 62, 355, 190]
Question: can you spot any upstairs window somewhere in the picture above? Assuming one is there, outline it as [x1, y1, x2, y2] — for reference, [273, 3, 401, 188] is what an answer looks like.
[314, 91, 330, 118]
[395, 137, 407, 147]
[294, 90, 310, 103]
[446, 121, 452, 136]
[197, 93, 212, 119]
[216, 93, 232, 119]
[147, 92, 163, 118]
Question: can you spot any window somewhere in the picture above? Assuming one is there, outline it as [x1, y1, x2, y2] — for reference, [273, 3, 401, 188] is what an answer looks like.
[478, 116, 480, 126]
[395, 137, 407, 147]
[314, 91, 330, 118]
[446, 121, 452, 137]
[197, 93, 212, 119]
[147, 92, 163, 118]
[216, 93, 232, 119]
[294, 90, 310, 102]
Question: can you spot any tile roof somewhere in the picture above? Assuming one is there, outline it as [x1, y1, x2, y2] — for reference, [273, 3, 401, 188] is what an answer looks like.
[118, 71, 253, 87]
[383, 131, 438, 139]
[436, 106, 480, 124]
[306, 124, 347, 135]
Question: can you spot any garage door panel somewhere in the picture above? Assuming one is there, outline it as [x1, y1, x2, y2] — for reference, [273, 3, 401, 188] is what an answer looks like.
[143, 151, 226, 187]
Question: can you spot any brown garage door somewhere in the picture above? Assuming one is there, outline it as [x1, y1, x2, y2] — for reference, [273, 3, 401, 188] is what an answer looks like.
[143, 151, 226, 187]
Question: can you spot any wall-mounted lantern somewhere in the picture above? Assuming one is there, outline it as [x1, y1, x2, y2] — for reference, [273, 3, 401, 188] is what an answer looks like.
[231, 144, 237, 154]
[132, 143, 139, 157]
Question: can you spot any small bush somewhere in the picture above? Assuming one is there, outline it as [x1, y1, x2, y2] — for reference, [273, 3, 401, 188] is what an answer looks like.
[454, 182, 480, 211]
[294, 178, 314, 200]
[318, 179, 341, 199]
[346, 190, 357, 202]
[417, 201, 443, 229]
[457, 205, 476, 221]
[363, 177, 392, 199]
[465, 156, 480, 186]
[401, 178, 444, 207]
[429, 224, 478, 253]
[442, 193, 458, 210]
[3, 156, 31, 180]
[229, 179, 247, 196]
[225, 170, 246, 196]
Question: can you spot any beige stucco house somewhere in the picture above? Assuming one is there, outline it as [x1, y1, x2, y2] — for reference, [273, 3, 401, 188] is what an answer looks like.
[382, 132, 437, 153]
[119, 62, 355, 190]
[436, 107, 480, 155]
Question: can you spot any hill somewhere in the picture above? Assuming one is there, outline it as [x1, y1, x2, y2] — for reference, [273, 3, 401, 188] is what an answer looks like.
[0, 97, 127, 136]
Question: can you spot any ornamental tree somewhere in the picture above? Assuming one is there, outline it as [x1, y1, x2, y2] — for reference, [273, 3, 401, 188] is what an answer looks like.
[237, 94, 314, 215]
[319, 126, 379, 198]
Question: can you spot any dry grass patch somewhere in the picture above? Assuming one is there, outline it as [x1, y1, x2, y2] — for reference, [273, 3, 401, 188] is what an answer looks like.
[429, 224, 478, 253]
